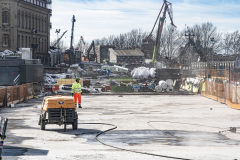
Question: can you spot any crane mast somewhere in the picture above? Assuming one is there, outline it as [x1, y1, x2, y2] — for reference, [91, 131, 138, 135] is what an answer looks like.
[149, 0, 176, 63]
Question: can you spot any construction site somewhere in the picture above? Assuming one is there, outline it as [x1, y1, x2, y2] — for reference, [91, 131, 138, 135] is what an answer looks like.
[0, 0, 240, 159]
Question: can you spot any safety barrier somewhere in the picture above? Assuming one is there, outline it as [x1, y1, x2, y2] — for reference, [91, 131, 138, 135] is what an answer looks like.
[201, 81, 240, 110]
[0, 83, 34, 107]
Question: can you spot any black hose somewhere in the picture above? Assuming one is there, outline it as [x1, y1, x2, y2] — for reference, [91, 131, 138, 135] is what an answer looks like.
[79, 123, 192, 160]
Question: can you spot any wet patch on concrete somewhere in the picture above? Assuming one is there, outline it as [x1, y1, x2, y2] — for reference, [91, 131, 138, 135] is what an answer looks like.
[80, 130, 240, 147]
[2, 145, 49, 157]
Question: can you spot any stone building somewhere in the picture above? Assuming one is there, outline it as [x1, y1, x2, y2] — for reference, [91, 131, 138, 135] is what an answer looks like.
[109, 48, 144, 64]
[95, 45, 114, 63]
[0, 0, 51, 60]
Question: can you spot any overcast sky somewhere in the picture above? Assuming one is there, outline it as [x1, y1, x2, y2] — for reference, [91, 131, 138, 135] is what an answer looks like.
[50, 0, 240, 46]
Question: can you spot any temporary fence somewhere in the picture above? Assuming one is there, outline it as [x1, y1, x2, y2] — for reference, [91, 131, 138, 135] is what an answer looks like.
[0, 83, 34, 107]
[201, 81, 240, 110]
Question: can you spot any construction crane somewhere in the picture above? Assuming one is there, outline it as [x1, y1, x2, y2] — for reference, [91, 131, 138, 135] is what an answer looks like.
[53, 30, 68, 47]
[67, 15, 76, 65]
[75, 36, 85, 50]
[147, 0, 176, 63]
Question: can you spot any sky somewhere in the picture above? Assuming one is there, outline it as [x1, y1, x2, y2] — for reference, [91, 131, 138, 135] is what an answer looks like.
[50, 0, 240, 46]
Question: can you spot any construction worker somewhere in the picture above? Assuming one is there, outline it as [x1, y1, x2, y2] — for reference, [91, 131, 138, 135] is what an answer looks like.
[72, 78, 82, 108]
[103, 59, 106, 64]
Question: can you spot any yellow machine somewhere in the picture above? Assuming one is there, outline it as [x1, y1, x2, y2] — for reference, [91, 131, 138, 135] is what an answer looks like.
[39, 95, 78, 131]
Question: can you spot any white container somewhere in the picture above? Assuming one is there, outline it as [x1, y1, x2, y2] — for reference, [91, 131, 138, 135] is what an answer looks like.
[155, 85, 162, 93]
[166, 79, 173, 86]
[159, 80, 167, 89]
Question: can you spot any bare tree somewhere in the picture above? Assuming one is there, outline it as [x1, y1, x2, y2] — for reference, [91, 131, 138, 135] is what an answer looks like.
[50, 39, 68, 51]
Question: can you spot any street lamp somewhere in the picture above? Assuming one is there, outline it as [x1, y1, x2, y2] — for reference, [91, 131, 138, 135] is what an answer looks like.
[210, 37, 215, 68]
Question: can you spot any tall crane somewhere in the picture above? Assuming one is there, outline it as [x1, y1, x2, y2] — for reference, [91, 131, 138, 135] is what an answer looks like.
[68, 15, 76, 65]
[148, 0, 176, 63]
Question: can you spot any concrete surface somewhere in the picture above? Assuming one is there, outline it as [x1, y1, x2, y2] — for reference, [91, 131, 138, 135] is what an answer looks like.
[0, 95, 240, 160]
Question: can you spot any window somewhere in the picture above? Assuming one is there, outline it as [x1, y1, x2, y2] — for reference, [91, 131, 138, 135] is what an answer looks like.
[29, 16, 31, 29]
[45, 39, 47, 51]
[42, 19, 43, 32]
[2, 11, 9, 25]
[35, 18, 37, 30]
[22, 36, 24, 47]
[2, 34, 9, 47]
[29, 37, 31, 47]
[43, 20, 46, 32]
[32, 17, 34, 29]
[22, 14, 24, 28]
[18, 35, 20, 48]
[37, 1, 39, 5]
[34, 0, 36, 4]
[25, 15, 27, 28]
[17, 13, 20, 27]
[25, 36, 27, 48]
[39, 19, 40, 31]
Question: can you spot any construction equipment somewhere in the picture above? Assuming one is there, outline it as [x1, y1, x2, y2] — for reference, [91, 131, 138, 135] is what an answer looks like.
[86, 41, 97, 62]
[147, 0, 176, 63]
[0, 118, 8, 160]
[75, 36, 85, 51]
[53, 30, 68, 47]
[38, 95, 78, 132]
[67, 15, 76, 65]
[179, 26, 205, 62]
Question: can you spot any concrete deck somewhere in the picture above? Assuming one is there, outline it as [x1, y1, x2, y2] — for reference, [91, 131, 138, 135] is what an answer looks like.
[0, 95, 240, 160]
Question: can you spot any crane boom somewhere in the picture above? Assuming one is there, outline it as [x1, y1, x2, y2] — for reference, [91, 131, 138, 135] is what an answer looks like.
[53, 30, 68, 47]
[150, 0, 176, 63]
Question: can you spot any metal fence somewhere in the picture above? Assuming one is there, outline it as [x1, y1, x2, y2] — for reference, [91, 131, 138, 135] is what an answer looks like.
[0, 83, 34, 107]
[181, 69, 229, 80]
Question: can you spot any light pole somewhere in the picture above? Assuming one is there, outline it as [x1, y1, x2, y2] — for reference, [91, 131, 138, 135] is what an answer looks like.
[55, 29, 61, 64]
[210, 37, 215, 68]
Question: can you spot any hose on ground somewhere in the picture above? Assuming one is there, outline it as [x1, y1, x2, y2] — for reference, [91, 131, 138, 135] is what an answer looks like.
[79, 123, 192, 160]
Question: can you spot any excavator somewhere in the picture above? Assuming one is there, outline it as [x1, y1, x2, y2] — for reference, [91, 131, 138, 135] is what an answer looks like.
[86, 40, 97, 62]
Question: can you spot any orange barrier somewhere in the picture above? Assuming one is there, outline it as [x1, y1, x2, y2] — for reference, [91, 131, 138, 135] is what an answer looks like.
[201, 81, 240, 110]
[0, 83, 34, 107]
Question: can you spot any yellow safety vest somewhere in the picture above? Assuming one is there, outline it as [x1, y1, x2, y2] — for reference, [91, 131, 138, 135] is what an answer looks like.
[72, 82, 82, 93]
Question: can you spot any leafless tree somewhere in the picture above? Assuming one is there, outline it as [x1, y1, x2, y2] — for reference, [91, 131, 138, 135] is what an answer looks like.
[50, 39, 68, 51]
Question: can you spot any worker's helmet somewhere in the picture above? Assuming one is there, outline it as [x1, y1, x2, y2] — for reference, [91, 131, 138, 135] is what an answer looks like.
[76, 77, 80, 81]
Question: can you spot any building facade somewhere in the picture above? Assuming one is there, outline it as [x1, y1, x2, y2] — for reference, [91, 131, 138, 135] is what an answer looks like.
[95, 45, 114, 63]
[109, 48, 144, 64]
[0, 0, 51, 59]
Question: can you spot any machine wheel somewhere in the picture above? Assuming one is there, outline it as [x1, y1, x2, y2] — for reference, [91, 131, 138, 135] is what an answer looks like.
[40, 116, 46, 130]
[72, 119, 78, 130]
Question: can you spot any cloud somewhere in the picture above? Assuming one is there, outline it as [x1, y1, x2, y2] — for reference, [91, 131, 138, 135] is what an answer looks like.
[50, 0, 240, 47]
